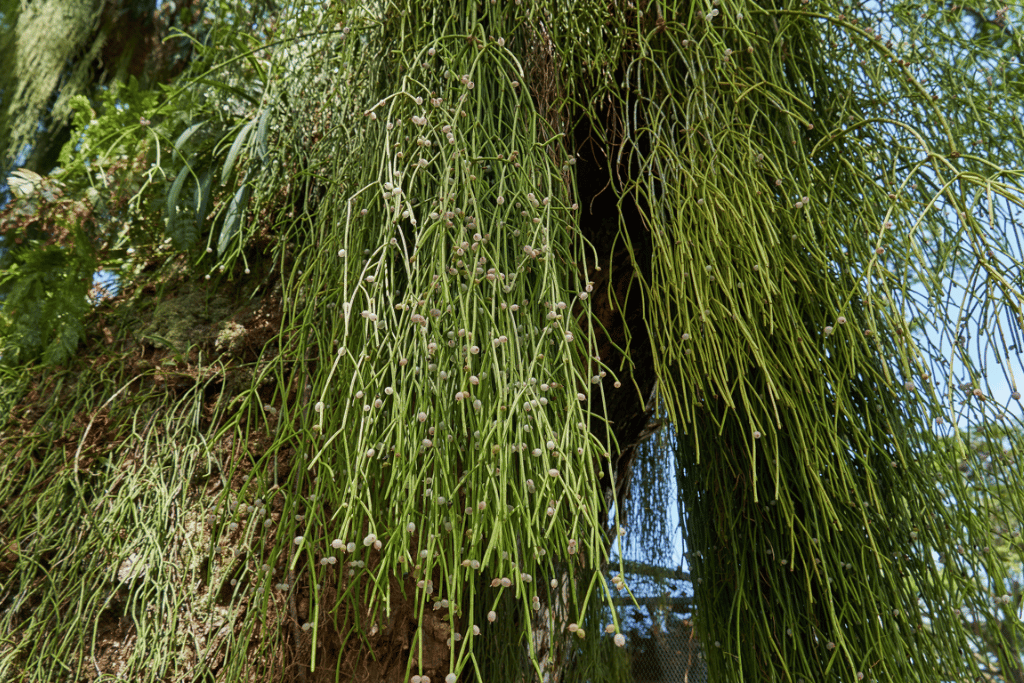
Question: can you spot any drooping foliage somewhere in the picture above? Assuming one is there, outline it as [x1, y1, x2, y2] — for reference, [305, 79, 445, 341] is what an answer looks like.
[2, 0, 1024, 682]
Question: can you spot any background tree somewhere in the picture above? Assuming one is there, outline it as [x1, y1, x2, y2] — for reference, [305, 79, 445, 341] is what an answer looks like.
[1, 1, 1023, 682]
[0, 0, 208, 177]
[0, 0, 273, 362]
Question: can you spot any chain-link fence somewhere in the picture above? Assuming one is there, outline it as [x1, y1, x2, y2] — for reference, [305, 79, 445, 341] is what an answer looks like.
[611, 563, 707, 683]
[619, 599, 707, 683]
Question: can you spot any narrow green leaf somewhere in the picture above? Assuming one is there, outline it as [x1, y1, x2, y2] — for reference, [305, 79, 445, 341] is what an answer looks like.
[220, 118, 258, 186]
[255, 107, 272, 161]
[172, 121, 206, 160]
[195, 169, 214, 236]
[195, 78, 259, 106]
[218, 185, 251, 256]
[165, 165, 191, 248]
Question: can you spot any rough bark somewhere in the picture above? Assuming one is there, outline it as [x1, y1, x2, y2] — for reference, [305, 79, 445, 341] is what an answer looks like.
[573, 112, 660, 534]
